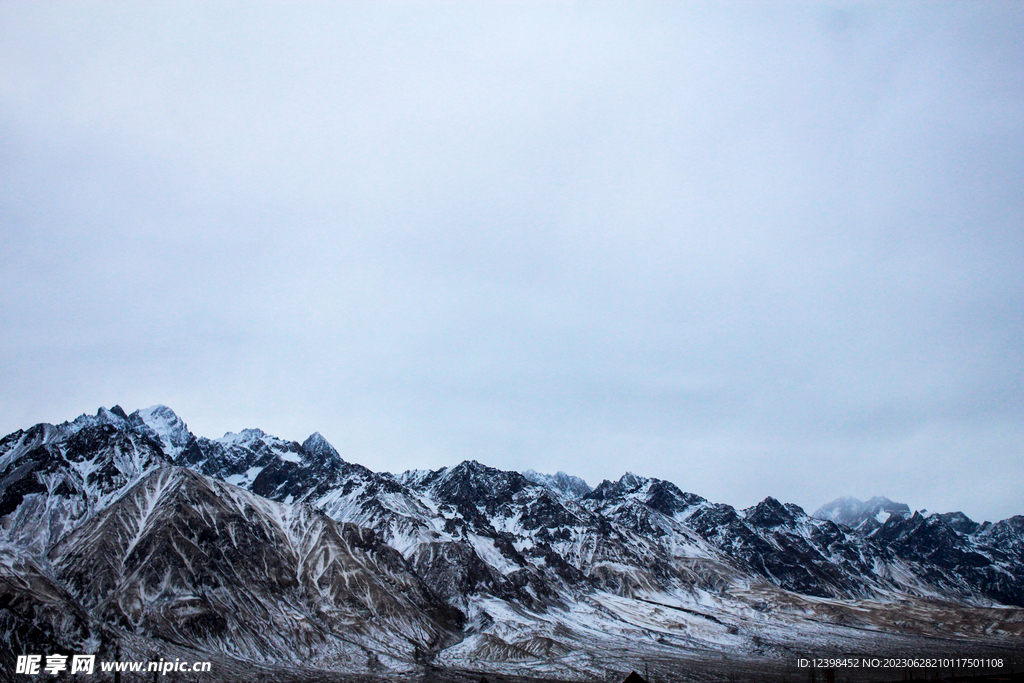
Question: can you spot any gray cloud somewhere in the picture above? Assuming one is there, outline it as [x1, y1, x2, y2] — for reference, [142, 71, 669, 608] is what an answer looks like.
[2, 2, 1022, 520]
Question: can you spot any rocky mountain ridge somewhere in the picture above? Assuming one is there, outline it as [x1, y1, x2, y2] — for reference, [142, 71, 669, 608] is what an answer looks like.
[1, 405, 1021, 681]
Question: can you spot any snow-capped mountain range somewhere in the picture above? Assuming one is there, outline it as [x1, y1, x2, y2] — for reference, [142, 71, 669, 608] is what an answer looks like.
[1, 406, 1021, 681]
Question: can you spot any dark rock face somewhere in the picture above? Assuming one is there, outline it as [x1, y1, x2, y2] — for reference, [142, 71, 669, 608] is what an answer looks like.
[745, 497, 799, 528]
[937, 511, 981, 535]
[866, 512, 1024, 606]
[410, 541, 510, 607]
[644, 480, 705, 517]
[517, 490, 584, 531]
[807, 497, 1024, 605]
[48, 467, 463, 662]
[0, 548, 101, 675]
[0, 445, 51, 517]
[979, 516, 1024, 562]
[425, 461, 531, 515]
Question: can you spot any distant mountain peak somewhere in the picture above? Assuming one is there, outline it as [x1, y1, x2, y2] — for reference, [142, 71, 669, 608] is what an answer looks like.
[217, 427, 269, 445]
[618, 472, 646, 491]
[95, 405, 128, 423]
[132, 404, 192, 455]
[813, 495, 912, 533]
[301, 431, 344, 466]
[522, 469, 592, 498]
[746, 496, 804, 528]
[936, 511, 979, 535]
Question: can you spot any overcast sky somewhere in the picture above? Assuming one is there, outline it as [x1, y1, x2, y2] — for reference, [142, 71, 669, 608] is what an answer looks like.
[2, 2, 1022, 521]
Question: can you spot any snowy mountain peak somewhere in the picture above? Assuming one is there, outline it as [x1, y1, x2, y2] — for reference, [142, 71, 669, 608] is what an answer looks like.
[425, 460, 533, 512]
[643, 479, 705, 516]
[132, 404, 192, 455]
[522, 469, 592, 498]
[216, 427, 271, 446]
[618, 472, 646, 491]
[813, 495, 912, 533]
[745, 496, 802, 528]
[301, 431, 344, 467]
[936, 511, 980, 535]
[54, 405, 150, 443]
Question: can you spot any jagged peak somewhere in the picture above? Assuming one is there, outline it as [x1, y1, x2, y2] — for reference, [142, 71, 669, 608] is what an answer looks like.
[585, 479, 622, 501]
[135, 404, 182, 422]
[57, 406, 130, 436]
[522, 469, 592, 497]
[813, 495, 912, 530]
[935, 511, 979, 535]
[644, 479, 706, 515]
[744, 496, 803, 528]
[16, 422, 60, 448]
[217, 427, 268, 445]
[301, 431, 344, 465]
[95, 406, 128, 423]
[618, 472, 647, 491]
[454, 459, 489, 472]
[131, 404, 192, 454]
[445, 459, 527, 482]
[428, 459, 531, 505]
[786, 501, 808, 517]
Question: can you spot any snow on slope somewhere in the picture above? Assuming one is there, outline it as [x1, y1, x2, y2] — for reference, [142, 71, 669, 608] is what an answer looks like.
[0, 409, 170, 554]
[48, 466, 462, 670]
